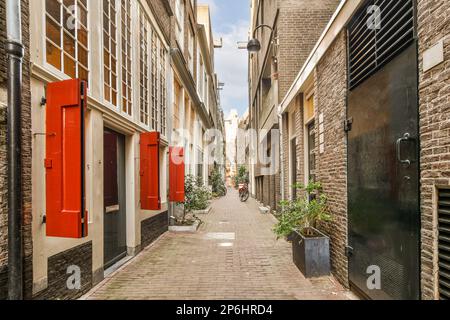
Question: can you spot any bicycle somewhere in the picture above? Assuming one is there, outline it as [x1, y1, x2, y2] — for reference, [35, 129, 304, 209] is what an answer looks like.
[238, 183, 250, 202]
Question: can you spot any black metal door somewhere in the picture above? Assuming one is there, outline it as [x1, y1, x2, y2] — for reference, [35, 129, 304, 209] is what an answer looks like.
[347, 44, 420, 300]
[103, 128, 127, 269]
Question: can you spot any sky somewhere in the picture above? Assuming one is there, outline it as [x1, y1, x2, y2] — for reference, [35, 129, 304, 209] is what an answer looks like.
[198, 0, 250, 118]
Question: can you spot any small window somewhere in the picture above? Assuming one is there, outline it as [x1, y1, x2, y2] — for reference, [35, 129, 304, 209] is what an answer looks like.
[151, 31, 158, 130]
[173, 79, 181, 130]
[159, 42, 167, 136]
[45, 0, 89, 83]
[307, 121, 316, 183]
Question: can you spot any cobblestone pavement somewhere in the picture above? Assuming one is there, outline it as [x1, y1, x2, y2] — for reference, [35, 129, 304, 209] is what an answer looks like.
[84, 189, 355, 300]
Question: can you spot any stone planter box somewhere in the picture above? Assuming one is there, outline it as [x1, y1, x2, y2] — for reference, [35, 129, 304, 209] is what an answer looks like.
[292, 228, 330, 278]
[169, 220, 200, 233]
[192, 206, 212, 215]
[259, 206, 270, 214]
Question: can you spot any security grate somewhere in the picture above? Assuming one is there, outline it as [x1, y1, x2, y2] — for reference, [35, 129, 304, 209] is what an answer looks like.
[348, 0, 416, 90]
[438, 188, 450, 300]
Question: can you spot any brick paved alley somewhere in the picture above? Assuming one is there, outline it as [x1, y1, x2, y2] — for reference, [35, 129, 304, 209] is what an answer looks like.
[83, 189, 355, 300]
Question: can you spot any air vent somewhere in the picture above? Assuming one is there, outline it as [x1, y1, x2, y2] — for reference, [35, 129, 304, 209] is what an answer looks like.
[438, 188, 450, 300]
[348, 0, 415, 90]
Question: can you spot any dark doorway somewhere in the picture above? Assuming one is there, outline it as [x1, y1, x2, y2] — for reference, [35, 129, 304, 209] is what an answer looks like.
[103, 128, 127, 269]
[290, 138, 297, 200]
[347, 44, 420, 300]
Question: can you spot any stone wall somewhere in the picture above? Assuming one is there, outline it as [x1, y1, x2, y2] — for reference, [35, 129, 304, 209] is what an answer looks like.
[417, 0, 450, 300]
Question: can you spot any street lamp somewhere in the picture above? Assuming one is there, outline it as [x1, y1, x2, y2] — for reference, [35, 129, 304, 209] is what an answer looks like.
[247, 24, 273, 53]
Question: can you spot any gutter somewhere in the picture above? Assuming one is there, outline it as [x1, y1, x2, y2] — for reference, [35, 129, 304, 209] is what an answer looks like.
[6, 0, 24, 300]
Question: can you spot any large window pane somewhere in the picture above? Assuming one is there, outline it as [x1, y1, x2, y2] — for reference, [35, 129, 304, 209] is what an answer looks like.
[45, 0, 89, 83]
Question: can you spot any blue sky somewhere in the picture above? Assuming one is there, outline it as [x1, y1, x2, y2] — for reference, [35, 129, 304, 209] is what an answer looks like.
[199, 0, 250, 117]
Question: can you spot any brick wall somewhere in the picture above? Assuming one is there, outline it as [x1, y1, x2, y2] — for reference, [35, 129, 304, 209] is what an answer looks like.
[22, 0, 33, 299]
[34, 242, 93, 300]
[0, 105, 6, 299]
[0, 0, 32, 299]
[146, 0, 172, 43]
[314, 31, 349, 287]
[0, 0, 6, 84]
[141, 212, 169, 248]
[417, 0, 450, 300]
[0, 0, 8, 300]
[277, 0, 340, 101]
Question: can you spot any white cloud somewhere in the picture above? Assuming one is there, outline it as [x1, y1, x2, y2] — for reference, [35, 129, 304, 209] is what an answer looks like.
[215, 20, 250, 117]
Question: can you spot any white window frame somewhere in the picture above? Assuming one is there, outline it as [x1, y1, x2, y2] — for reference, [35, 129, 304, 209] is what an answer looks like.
[139, 7, 150, 126]
[44, 0, 90, 83]
[102, 0, 119, 109]
[120, 0, 133, 117]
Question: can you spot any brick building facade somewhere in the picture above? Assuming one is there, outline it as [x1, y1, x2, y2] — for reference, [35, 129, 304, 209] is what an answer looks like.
[248, 0, 340, 211]
[1, 0, 224, 300]
[278, 0, 449, 299]
[417, 0, 450, 300]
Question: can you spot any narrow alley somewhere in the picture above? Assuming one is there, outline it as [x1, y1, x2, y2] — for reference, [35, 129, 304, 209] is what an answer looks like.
[83, 189, 353, 300]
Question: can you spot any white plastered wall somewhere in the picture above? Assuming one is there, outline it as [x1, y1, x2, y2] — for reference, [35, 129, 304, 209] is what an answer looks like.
[29, 0, 171, 294]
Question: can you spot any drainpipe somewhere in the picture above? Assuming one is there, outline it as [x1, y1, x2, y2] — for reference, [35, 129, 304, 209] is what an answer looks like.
[6, 0, 24, 300]
[278, 108, 285, 202]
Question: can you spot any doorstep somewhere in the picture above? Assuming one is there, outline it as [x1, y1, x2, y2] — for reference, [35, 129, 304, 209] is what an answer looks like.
[169, 220, 200, 233]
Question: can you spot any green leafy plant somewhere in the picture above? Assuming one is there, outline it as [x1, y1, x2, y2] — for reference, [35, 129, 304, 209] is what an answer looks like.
[184, 175, 211, 214]
[274, 181, 332, 239]
[235, 165, 249, 186]
[210, 167, 226, 197]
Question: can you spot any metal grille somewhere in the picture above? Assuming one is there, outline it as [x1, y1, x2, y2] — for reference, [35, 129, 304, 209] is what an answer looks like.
[348, 0, 415, 90]
[439, 188, 450, 300]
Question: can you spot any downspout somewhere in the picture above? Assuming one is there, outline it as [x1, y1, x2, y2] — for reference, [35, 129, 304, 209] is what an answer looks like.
[278, 109, 285, 202]
[6, 0, 24, 300]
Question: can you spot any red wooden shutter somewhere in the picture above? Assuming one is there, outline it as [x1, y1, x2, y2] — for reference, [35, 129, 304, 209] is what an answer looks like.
[46, 79, 87, 238]
[169, 147, 185, 202]
[140, 132, 161, 210]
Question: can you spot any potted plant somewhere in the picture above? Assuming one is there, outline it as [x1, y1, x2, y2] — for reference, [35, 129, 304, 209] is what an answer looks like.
[170, 175, 211, 232]
[274, 182, 332, 278]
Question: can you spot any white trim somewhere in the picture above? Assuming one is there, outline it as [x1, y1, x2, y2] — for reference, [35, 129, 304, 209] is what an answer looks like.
[279, 0, 364, 114]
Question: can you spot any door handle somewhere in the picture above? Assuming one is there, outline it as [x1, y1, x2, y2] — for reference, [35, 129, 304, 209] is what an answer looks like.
[396, 133, 412, 166]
